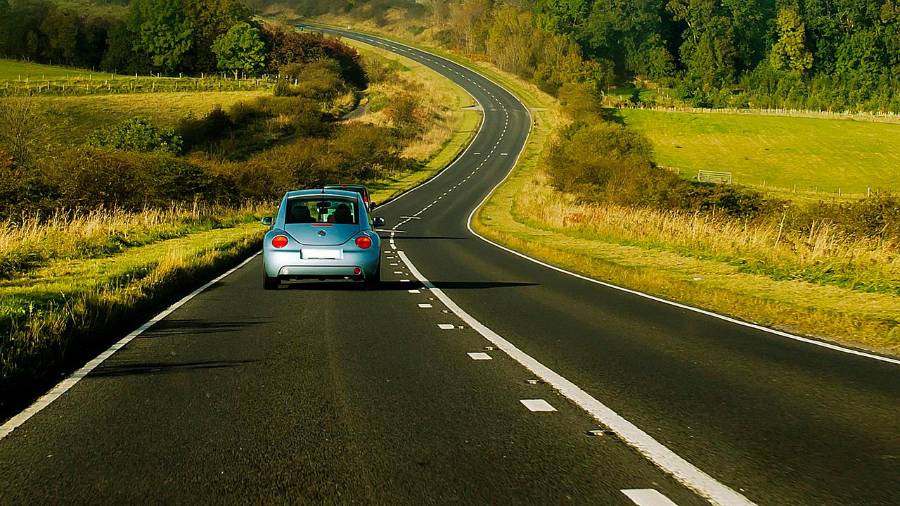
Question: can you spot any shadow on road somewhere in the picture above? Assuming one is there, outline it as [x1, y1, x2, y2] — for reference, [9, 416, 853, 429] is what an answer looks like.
[139, 318, 268, 337]
[90, 359, 256, 378]
[277, 280, 537, 291]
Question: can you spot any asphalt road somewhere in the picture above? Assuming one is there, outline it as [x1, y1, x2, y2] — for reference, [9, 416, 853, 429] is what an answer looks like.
[1, 27, 898, 505]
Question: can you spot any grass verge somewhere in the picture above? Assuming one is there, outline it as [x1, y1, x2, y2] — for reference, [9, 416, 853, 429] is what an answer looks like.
[308, 18, 900, 357]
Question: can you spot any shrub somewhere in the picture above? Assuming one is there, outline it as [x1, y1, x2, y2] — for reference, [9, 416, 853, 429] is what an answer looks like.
[384, 92, 422, 137]
[177, 107, 234, 151]
[87, 118, 183, 155]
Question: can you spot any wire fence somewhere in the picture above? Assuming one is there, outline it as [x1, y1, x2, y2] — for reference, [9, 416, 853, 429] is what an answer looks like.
[0, 73, 276, 97]
[619, 104, 900, 124]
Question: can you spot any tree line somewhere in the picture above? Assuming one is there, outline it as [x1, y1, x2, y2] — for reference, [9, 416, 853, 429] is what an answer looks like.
[0, 0, 362, 84]
[287, 0, 899, 113]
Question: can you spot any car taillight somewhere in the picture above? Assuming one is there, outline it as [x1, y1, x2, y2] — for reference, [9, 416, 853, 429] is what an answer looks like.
[271, 235, 288, 248]
[355, 235, 372, 249]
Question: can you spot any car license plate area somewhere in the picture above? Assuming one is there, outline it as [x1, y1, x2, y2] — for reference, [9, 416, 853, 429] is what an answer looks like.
[302, 249, 343, 260]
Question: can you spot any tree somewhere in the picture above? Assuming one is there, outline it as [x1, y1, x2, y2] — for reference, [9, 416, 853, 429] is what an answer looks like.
[212, 21, 266, 79]
[668, 0, 738, 89]
[0, 98, 43, 167]
[182, 0, 252, 72]
[40, 7, 80, 65]
[129, 0, 194, 72]
[771, 6, 813, 73]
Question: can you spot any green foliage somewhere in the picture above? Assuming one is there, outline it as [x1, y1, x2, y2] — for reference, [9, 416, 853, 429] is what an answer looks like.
[87, 118, 183, 154]
[771, 6, 813, 73]
[212, 21, 266, 79]
[128, 0, 194, 72]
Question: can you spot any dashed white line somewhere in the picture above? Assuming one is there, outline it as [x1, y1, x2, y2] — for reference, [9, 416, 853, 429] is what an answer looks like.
[468, 352, 493, 361]
[622, 489, 679, 506]
[520, 399, 556, 412]
[418, 304, 433, 309]
[408, 289, 421, 294]
[437, 324, 455, 330]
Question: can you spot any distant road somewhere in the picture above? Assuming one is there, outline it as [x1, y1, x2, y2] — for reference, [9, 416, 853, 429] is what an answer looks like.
[1, 26, 897, 506]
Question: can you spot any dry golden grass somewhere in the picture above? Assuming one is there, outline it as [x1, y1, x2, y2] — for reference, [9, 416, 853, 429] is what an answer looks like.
[0, 203, 270, 278]
[512, 174, 900, 294]
[342, 40, 475, 162]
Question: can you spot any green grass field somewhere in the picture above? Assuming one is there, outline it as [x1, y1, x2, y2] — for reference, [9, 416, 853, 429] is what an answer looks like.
[28, 91, 267, 144]
[0, 59, 115, 81]
[619, 109, 900, 198]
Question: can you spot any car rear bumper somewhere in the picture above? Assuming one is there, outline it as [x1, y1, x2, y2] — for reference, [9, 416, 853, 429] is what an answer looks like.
[263, 250, 380, 279]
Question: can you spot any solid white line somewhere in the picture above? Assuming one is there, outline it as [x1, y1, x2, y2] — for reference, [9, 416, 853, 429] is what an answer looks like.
[0, 252, 262, 441]
[397, 251, 753, 506]
[622, 489, 679, 506]
[520, 399, 556, 412]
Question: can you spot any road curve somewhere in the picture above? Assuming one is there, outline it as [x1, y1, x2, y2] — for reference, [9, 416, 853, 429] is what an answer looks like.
[1, 27, 898, 505]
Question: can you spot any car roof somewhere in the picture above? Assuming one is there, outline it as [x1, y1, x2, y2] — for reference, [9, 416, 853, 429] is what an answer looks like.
[285, 188, 361, 200]
[324, 184, 368, 192]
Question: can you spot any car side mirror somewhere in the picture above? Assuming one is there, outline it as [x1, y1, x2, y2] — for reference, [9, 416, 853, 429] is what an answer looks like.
[261, 216, 273, 226]
[373, 217, 386, 227]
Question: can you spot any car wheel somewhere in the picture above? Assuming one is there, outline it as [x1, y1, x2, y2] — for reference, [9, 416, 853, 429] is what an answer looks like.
[365, 264, 381, 289]
[263, 273, 279, 290]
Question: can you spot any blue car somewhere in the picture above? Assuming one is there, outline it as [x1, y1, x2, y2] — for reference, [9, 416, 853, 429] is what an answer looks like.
[261, 189, 386, 290]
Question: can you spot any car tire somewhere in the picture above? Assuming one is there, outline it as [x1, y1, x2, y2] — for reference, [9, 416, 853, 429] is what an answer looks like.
[263, 273, 279, 290]
[365, 263, 381, 289]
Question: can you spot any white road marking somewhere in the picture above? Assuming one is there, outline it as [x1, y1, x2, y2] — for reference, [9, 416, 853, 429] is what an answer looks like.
[622, 489, 679, 506]
[520, 399, 556, 412]
[396, 251, 753, 506]
[393, 271, 404, 274]
[0, 252, 263, 441]
[468, 352, 492, 360]
[418, 304, 433, 308]
[437, 324, 455, 330]
[408, 289, 421, 294]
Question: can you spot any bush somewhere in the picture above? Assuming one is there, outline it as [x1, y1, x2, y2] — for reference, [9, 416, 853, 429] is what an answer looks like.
[87, 118, 183, 155]
[177, 107, 235, 151]
[546, 120, 771, 219]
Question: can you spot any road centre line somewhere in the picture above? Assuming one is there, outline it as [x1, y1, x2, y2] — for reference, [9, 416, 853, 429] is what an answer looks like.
[520, 399, 556, 412]
[396, 251, 754, 506]
[622, 489, 679, 506]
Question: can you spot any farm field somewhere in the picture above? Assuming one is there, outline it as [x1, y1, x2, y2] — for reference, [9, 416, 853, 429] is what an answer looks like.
[618, 109, 900, 198]
[0, 59, 115, 81]
[29, 91, 268, 144]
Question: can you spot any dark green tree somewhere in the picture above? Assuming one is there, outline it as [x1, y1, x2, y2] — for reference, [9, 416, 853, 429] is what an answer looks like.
[668, 0, 738, 89]
[40, 7, 81, 65]
[128, 0, 194, 72]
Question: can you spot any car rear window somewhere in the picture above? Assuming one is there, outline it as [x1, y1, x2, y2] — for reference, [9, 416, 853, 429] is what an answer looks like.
[285, 197, 359, 225]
